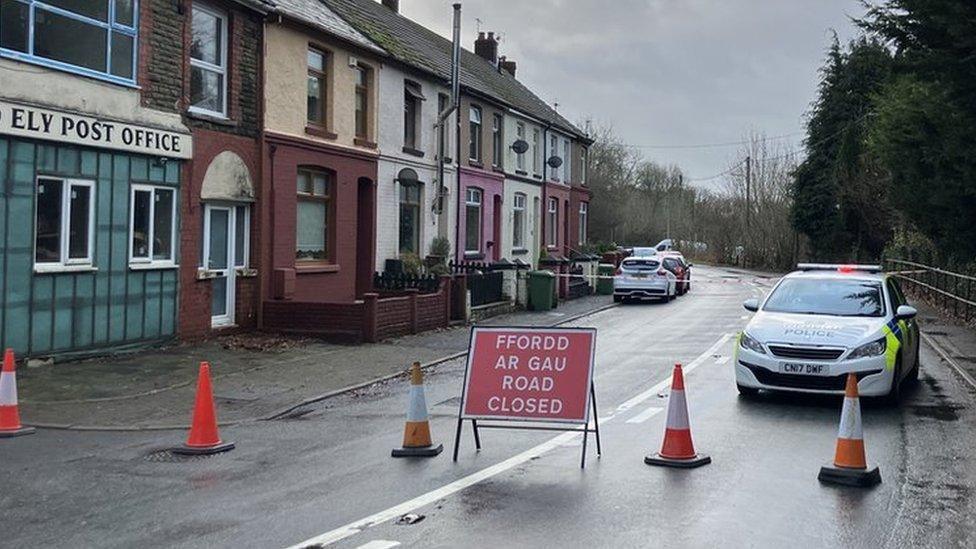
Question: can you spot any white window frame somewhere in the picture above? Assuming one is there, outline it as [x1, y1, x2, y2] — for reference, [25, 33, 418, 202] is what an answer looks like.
[532, 128, 542, 175]
[491, 113, 503, 168]
[563, 140, 572, 182]
[550, 135, 560, 181]
[516, 122, 526, 171]
[578, 202, 588, 245]
[547, 197, 558, 246]
[233, 204, 251, 268]
[189, 3, 228, 118]
[469, 105, 482, 162]
[512, 192, 526, 249]
[465, 188, 482, 253]
[33, 177, 95, 271]
[128, 184, 177, 268]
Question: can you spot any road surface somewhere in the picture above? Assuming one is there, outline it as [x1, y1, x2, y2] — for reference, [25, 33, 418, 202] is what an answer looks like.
[2, 265, 974, 548]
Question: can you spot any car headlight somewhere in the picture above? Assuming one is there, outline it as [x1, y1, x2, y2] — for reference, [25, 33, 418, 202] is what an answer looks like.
[739, 332, 766, 355]
[848, 337, 886, 359]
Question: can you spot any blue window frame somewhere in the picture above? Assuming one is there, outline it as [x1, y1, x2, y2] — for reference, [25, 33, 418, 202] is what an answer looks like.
[0, 0, 139, 87]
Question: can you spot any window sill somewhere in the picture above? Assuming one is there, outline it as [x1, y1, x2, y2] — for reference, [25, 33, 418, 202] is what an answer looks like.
[236, 267, 258, 278]
[464, 252, 484, 260]
[354, 138, 378, 149]
[440, 157, 453, 165]
[130, 262, 179, 271]
[296, 263, 340, 274]
[492, 166, 505, 174]
[533, 174, 543, 180]
[305, 125, 338, 140]
[468, 161, 484, 169]
[33, 264, 98, 275]
[187, 110, 236, 127]
[402, 147, 425, 158]
[515, 170, 528, 176]
[511, 248, 529, 255]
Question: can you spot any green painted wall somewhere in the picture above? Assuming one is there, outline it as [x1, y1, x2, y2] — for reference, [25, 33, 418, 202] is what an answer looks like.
[0, 137, 181, 357]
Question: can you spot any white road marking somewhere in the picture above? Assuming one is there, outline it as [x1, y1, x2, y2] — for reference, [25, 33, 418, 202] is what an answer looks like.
[355, 541, 400, 549]
[285, 332, 733, 549]
[615, 333, 733, 413]
[625, 406, 665, 424]
[715, 356, 730, 365]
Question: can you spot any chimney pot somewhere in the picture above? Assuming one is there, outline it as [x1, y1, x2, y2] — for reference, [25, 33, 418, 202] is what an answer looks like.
[381, 0, 399, 12]
[474, 30, 499, 65]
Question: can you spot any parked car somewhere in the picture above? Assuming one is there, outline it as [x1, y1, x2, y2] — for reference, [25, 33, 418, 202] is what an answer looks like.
[613, 257, 677, 303]
[630, 246, 657, 257]
[659, 252, 692, 295]
[735, 264, 920, 403]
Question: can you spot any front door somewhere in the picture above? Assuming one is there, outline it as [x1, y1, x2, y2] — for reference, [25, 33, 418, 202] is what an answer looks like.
[204, 205, 235, 327]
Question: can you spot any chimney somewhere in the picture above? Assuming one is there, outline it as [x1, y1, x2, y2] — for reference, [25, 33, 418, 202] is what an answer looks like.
[499, 55, 517, 77]
[474, 31, 498, 65]
[381, 0, 399, 13]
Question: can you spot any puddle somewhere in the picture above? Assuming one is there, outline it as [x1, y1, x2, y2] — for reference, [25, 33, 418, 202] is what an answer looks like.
[908, 403, 963, 421]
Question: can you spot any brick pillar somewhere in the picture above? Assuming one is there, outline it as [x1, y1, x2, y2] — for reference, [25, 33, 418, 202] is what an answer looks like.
[406, 288, 420, 334]
[363, 293, 379, 343]
[452, 274, 467, 321]
[440, 275, 453, 328]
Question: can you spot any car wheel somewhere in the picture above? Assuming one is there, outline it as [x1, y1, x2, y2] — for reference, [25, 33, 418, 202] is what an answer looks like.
[906, 344, 920, 385]
[737, 384, 759, 399]
[613, 295, 622, 303]
[883, 356, 902, 406]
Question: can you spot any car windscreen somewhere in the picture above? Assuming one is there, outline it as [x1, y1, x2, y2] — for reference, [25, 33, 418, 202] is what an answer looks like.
[621, 259, 659, 271]
[763, 278, 885, 317]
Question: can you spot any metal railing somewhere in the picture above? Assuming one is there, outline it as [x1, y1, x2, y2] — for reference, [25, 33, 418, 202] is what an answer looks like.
[884, 259, 976, 321]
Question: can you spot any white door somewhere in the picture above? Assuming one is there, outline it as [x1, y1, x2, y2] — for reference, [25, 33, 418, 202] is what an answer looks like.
[204, 205, 235, 327]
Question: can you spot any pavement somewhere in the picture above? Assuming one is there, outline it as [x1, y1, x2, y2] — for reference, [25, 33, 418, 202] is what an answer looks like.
[15, 294, 616, 430]
[2, 265, 975, 548]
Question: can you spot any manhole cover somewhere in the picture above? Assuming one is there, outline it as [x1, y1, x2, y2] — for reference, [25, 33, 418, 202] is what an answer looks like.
[143, 449, 225, 463]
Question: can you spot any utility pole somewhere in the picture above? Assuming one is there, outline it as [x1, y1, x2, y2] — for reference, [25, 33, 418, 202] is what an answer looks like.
[745, 156, 751, 229]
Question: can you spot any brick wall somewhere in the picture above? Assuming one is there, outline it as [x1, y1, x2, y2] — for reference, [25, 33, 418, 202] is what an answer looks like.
[375, 296, 412, 340]
[141, 0, 182, 113]
[263, 301, 366, 342]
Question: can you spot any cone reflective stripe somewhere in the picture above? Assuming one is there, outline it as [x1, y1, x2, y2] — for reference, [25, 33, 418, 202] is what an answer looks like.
[392, 362, 443, 458]
[172, 362, 234, 455]
[818, 373, 880, 486]
[0, 348, 35, 438]
[645, 364, 710, 468]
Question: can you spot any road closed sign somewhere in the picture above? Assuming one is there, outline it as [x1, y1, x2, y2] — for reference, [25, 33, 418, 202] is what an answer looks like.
[460, 327, 597, 424]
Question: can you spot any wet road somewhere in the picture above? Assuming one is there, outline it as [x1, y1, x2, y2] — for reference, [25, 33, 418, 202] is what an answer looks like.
[2, 265, 974, 548]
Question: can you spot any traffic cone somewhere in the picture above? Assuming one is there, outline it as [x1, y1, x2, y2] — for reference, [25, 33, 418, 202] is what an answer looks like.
[645, 363, 710, 468]
[818, 373, 881, 487]
[392, 362, 443, 458]
[0, 349, 35, 438]
[172, 362, 234, 455]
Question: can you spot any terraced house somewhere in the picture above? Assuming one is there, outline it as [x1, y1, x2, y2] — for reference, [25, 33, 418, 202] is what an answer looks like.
[0, 0, 591, 357]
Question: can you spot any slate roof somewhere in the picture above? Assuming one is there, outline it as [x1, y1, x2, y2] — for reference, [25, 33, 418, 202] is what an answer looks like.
[233, 0, 275, 13]
[270, 0, 386, 54]
[319, 0, 587, 139]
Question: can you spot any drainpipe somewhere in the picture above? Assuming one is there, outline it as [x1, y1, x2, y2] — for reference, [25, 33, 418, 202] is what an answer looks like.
[540, 123, 552, 264]
[447, 3, 462, 263]
[436, 4, 461, 246]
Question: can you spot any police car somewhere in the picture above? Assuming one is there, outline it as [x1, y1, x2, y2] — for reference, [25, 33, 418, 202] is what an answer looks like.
[735, 264, 920, 403]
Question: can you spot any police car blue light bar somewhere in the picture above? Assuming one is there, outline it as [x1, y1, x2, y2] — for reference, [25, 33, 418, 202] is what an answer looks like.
[796, 263, 882, 273]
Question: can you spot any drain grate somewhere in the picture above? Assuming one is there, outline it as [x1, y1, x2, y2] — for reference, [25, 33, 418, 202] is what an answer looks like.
[143, 448, 226, 463]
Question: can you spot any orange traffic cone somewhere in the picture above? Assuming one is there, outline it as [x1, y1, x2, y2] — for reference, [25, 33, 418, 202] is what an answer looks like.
[172, 362, 234, 455]
[645, 363, 710, 468]
[0, 349, 35, 438]
[818, 373, 880, 486]
[392, 362, 443, 458]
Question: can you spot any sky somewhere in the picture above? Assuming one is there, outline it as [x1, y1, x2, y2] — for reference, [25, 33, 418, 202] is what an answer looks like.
[400, 0, 864, 189]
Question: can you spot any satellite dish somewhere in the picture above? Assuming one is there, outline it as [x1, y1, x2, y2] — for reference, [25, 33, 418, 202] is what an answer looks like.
[397, 168, 420, 185]
[547, 156, 563, 169]
[511, 139, 529, 154]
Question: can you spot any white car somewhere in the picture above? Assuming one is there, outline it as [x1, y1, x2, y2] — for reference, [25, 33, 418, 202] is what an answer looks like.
[613, 256, 677, 303]
[735, 264, 920, 403]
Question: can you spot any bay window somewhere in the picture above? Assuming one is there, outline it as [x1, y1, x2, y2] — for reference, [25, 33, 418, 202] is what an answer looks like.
[296, 168, 333, 263]
[129, 185, 176, 265]
[34, 177, 95, 269]
[0, 0, 138, 84]
[190, 3, 228, 117]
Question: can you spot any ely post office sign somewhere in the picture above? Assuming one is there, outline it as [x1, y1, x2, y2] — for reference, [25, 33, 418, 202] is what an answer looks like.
[0, 100, 192, 159]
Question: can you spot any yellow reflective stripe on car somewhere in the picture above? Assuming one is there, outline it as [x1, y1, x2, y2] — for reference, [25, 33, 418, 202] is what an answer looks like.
[882, 322, 903, 371]
[734, 332, 742, 362]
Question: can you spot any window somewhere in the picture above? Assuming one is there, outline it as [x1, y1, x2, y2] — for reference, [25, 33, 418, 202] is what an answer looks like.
[581, 149, 587, 184]
[515, 122, 526, 171]
[465, 188, 482, 253]
[307, 48, 327, 125]
[399, 184, 421, 254]
[578, 202, 588, 245]
[532, 128, 542, 174]
[512, 193, 526, 249]
[234, 205, 250, 267]
[563, 140, 572, 182]
[469, 105, 482, 162]
[550, 135, 559, 181]
[0, 0, 138, 84]
[296, 168, 333, 262]
[354, 63, 370, 139]
[34, 177, 94, 268]
[404, 81, 423, 150]
[763, 279, 885, 317]
[547, 197, 558, 246]
[190, 3, 228, 117]
[129, 185, 176, 265]
[492, 113, 503, 168]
